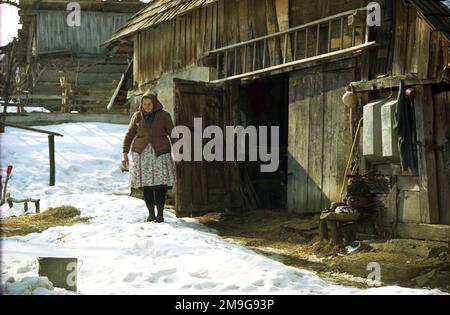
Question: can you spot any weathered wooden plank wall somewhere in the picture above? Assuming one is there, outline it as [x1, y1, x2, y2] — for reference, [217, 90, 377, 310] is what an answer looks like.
[136, 0, 359, 84]
[135, 0, 296, 85]
[37, 11, 130, 54]
[370, 0, 448, 80]
[360, 0, 449, 226]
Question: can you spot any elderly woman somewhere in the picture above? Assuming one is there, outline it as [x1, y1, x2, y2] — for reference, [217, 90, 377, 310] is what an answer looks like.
[122, 92, 176, 223]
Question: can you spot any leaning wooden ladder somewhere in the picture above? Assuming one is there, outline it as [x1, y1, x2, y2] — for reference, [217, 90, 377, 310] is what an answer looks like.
[204, 8, 375, 83]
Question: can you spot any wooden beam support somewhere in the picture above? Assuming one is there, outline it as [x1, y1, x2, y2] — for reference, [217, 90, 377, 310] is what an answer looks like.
[0, 122, 64, 137]
[350, 75, 442, 92]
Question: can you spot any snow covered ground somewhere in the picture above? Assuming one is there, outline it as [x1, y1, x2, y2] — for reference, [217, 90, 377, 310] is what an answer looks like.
[0, 123, 444, 295]
[1, 104, 50, 113]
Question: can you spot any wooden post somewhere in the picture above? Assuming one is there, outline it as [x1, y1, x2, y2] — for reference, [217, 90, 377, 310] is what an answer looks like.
[1, 124, 62, 188]
[342, 223, 356, 245]
[0, 175, 3, 204]
[319, 219, 329, 240]
[1, 40, 17, 133]
[49, 135, 56, 186]
[35, 200, 40, 214]
[24, 202, 28, 213]
[329, 221, 342, 245]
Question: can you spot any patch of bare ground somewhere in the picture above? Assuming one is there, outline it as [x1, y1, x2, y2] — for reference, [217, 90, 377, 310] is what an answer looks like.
[197, 209, 450, 292]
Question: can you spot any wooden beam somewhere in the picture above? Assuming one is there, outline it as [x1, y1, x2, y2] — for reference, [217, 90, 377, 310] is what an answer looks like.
[10, 94, 111, 102]
[211, 41, 376, 83]
[350, 75, 441, 92]
[0, 122, 64, 137]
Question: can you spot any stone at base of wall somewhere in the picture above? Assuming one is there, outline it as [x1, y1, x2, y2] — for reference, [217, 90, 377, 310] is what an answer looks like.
[370, 239, 450, 258]
[394, 223, 450, 243]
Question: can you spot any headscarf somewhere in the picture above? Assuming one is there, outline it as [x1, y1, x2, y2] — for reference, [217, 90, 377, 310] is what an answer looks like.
[140, 92, 163, 127]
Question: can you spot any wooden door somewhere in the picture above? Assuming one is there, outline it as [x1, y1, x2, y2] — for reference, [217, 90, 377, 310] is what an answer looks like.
[287, 61, 355, 213]
[173, 79, 241, 217]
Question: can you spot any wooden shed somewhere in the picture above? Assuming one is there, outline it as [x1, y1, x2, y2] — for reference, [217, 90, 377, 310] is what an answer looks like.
[107, 0, 450, 242]
[8, 0, 144, 112]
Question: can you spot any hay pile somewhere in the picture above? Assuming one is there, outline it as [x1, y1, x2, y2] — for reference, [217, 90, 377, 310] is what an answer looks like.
[0, 206, 89, 237]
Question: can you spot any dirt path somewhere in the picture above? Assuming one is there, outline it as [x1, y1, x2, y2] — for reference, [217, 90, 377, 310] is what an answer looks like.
[196, 210, 450, 292]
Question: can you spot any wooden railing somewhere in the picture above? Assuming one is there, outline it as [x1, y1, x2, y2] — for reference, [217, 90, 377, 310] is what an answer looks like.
[0, 122, 64, 186]
[204, 8, 375, 82]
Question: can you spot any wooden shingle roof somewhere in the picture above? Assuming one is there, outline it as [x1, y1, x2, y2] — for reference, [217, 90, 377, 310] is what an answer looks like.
[105, 0, 217, 46]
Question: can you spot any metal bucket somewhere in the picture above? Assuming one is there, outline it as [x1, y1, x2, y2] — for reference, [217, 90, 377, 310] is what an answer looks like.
[38, 257, 78, 292]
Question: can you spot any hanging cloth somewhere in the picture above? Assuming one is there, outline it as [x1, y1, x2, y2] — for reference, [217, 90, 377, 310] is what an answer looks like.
[394, 80, 418, 174]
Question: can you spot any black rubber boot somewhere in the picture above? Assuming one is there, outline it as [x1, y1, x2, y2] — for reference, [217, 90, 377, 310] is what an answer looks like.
[145, 202, 156, 222]
[155, 203, 164, 223]
[143, 187, 156, 222]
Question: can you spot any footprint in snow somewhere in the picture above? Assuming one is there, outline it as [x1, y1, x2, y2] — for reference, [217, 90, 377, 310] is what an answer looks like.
[16, 263, 32, 274]
[252, 279, 265, 287]
[146, 268, 177, 283]
[123, 272, 142, 282]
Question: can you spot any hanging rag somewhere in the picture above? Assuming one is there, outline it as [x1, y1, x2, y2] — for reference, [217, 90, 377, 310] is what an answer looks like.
[394, 80, 418, 174]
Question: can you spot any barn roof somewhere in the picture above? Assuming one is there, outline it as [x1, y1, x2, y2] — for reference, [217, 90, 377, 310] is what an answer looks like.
[105, 0, 450, 47]
[104, 0, 217, 46]
[410, 0, 450, 41]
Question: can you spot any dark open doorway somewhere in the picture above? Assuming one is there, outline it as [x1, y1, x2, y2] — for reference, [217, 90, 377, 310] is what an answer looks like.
[237, 74, 289, 210]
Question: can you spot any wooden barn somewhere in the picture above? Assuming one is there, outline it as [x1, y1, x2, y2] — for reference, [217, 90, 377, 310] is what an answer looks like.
[106, 0, 450, 242]
[6, 0, 144, 112]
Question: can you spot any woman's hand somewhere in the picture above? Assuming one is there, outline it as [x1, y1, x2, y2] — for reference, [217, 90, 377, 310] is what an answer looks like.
[122, 153, 129, 169]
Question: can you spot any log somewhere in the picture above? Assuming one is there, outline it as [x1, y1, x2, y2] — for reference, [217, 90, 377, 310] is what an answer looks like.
[320, 211, 360, 222]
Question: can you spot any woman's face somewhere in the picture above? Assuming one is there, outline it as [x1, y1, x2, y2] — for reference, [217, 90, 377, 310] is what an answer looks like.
[142, 98, 153, 113]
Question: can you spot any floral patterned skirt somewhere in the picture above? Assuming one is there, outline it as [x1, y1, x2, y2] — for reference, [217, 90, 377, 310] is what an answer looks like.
[130, 144, 175, 189]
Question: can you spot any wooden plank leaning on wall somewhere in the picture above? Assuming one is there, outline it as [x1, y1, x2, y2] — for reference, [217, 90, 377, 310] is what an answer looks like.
[433, 91, 450, 225]
[415, 85, 439, 224]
